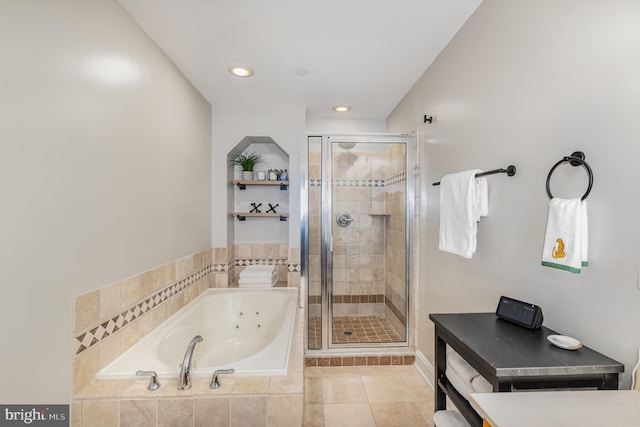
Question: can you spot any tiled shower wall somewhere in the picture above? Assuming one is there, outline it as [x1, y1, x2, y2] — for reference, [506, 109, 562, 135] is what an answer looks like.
[307, 144, 408, 335]
[72, 249, 213, 395]
[384, 144, 407, 336]
[332, 150, 387, 316]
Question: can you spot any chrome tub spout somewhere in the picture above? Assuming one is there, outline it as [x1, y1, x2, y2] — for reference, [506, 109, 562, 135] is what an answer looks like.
[178, 335, 203, 390]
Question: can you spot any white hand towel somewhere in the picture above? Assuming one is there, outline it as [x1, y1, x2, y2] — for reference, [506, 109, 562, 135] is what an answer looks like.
[439, 170, 488, 258]
[541, 198, 588, 273]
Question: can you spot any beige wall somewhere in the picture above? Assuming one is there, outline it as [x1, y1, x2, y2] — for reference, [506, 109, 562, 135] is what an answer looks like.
[0, 0, 211, 402]
[388, 0, 640, 387]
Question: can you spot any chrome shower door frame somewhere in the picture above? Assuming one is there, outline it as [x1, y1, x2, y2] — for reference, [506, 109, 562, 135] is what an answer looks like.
[302, 133, 415, 352]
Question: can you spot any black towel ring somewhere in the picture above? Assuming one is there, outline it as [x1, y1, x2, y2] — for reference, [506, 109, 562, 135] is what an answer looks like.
[546, 151, 593, 201]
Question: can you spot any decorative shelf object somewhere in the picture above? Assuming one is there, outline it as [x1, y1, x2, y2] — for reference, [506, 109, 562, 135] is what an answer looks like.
[233, 180, 288, 190]
[233, 212, 288, 221]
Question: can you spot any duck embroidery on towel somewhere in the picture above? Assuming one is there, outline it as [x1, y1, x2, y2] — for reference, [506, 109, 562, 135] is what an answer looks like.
[552, 238, 566, 259]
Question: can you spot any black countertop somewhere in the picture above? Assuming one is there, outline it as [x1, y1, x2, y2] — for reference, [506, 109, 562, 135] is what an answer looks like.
[429, 313, 624, 378]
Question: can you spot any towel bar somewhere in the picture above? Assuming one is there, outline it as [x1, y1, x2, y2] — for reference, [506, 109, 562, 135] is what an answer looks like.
[546, 151, 593, 201]
[432, 165, 516, 186]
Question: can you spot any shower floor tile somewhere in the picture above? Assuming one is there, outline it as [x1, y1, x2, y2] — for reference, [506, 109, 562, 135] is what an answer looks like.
[308, 316, 403, 348]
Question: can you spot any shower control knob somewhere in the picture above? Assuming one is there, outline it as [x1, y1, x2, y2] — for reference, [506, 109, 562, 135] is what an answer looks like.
[336, 212, 354, 228]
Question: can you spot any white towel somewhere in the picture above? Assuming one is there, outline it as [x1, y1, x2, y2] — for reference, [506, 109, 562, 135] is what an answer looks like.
[433, 410, 471, 427]
[239, 265, 275, 279]
[447, 349, 481, 384]
[240, 269, 276, 279]
[541, 198, 588, 273]
[439, 170, 488, 258]
[238, 276, 277, 285]
[445, 367, 475, 401]
[471, 374, 492, 394]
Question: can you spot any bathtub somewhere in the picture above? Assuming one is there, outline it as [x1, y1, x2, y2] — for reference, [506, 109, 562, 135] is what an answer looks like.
[96, 287, 298, 379]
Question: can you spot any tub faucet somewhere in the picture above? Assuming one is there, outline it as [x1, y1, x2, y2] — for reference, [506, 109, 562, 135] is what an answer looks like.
[178, 335, 203, 390]
[210, 368, 235, 389]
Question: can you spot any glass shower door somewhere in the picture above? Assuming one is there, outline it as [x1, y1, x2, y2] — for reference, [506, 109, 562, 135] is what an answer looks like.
[329, 138, 408, 346]
[304, 134, 412, 351]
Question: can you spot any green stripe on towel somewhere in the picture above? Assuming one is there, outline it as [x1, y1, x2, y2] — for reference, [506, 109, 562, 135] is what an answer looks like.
[541, 261, 581, 274]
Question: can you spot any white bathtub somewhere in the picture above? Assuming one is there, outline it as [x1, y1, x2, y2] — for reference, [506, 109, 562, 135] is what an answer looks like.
[96, 287, 298, 379]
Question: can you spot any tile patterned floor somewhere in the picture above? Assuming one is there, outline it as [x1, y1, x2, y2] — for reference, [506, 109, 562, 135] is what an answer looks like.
[308, 316, 404, 349]
[303, 365, 435, 427]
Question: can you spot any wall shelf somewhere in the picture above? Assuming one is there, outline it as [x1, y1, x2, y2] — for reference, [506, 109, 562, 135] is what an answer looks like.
[233, 212, 288, 221]
[233, 180, 288, 190]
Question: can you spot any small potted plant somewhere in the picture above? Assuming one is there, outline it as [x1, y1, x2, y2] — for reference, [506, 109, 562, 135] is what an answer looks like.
[232, 151, 263, 181]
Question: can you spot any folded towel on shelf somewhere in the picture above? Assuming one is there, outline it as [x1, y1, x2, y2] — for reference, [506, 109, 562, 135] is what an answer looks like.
[541, 198, 588, 273]
[433, 410, 471, 427]
[438, 169, 488, 258]
[447, 349, 481, 384]
[445, 366, 475, 401]
[471, 374, 492, 394]
[239, 265, 276, 279]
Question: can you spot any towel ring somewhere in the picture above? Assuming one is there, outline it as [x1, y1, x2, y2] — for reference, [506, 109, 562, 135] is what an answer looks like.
[546, 151, 593, 201]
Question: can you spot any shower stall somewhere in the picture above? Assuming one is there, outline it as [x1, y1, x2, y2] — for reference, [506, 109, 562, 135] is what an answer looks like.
[302, 134, 414, 353]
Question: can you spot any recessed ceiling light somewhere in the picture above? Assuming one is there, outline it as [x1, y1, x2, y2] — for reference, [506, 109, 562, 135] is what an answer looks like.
[228, 66, 254, 78]
[332, 105, 351, 113]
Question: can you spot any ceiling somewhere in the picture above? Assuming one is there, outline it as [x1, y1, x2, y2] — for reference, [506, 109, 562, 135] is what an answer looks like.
[119, 0, 482, 120]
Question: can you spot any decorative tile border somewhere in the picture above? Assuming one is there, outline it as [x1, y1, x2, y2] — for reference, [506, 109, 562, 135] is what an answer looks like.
[212, 263, 228, 272]
[304, 354, 415, 367]
[233, 258, 287, 267]
[74, 265, 212, 355]
[288, 263, 301, 272]
[309, 171, 407, 188]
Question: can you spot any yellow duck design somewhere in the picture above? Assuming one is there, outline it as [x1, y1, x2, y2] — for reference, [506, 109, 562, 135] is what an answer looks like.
[552, 238, 566, 259]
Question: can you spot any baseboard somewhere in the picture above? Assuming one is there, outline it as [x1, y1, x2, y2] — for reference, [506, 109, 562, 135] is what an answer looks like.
[413, 349, 434, 390]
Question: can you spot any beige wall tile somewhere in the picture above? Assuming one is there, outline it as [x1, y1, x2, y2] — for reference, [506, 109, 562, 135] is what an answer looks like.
[99, 334, 122, 369]
[82, 400, 118, 427]
[158, 398, 193, 427]
[121, 275, 142, 309]
[214, 273, 228, 288]
[230, 396, 266, 427]
[71, 400, 82, 427]
[213, 247, 228, 263]
[268, 373, 303, 394]
[175, 254, 194, 279]
[120, 321, 140, 352]
[74, 290, 100, 333]
[100, 281, 122, 320]
[139, 271, 154, 300]
[74, 347, 100, 395]
[120, 399, 156, 427]
[232, 377, 269, 395]
[153, 262, 176, 291]
[236, 244, 251, 258]
[195, 397, 230, 427]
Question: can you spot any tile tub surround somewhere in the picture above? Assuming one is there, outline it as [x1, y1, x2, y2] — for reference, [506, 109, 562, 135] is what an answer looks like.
[72, 307, 305, 427]
[73, 249, 213, 395]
